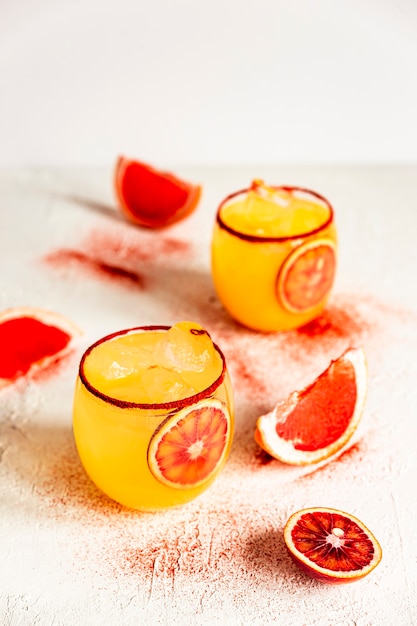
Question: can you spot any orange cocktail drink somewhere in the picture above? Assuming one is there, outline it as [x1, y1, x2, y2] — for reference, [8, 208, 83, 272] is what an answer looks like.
[73, 322, 234, 511]
[211, 181, 337, 332]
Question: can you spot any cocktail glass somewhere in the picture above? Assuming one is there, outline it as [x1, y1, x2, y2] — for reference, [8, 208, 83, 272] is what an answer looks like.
[211, 180, 337, 332]
[73, 322, 234, 510]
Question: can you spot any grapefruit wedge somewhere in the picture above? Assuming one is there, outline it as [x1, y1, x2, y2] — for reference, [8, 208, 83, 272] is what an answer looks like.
[0, 306, 82, 389]
[284, 507, 382, 584]
[148, 398, 231, 489]
[114, 156, 202, 228]
[255, 347, 367, 465]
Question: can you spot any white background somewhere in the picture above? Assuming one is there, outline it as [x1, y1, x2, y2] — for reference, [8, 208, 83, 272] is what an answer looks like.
[0, 0, 417, 167]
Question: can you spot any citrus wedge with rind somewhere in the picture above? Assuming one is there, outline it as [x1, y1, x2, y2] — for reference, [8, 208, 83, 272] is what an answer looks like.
[255, 347, 367, 465]
[114, 156, 202, 229]
[0, 306, 82, 389]
[148, 398, 231, 489]
[277, 238, 336, 313]
[284, 507, 382, 584]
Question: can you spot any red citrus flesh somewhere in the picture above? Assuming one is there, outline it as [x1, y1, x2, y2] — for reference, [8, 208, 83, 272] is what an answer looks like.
[114, 156, 202, 229]
[277, 239, 336, 313]
[0, 306, 82, 388]
[284, 507, 382, 583]
[255, 347, 367, 465]
[148, 398, 231, 489]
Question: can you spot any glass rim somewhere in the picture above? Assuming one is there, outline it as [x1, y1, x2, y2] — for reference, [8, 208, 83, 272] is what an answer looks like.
[78, 324, 228, 410]
[216, 185, 334, 243]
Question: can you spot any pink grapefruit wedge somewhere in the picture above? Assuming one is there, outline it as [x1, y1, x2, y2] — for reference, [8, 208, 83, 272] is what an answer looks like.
[255, 347, 367, 465]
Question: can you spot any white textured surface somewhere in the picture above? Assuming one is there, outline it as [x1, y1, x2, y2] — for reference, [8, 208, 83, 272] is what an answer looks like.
[1, 165, 417, 625]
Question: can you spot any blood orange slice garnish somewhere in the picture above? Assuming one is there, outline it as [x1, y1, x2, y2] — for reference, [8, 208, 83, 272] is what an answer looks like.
[148, 398, 231, 489]
[277, 239, 336, 312]
[0, 306, 82, 389]
[255, 347, 367, 465]
[284, 507, 382, 584]
[114, 156, 202, 229]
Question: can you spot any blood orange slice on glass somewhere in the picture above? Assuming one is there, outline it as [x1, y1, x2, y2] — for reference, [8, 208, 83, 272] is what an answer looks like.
[114, 156, 202, 229]
[255, 347, 367, 465]
[148, 398, 231, 489]
[277, 239, 336, 313]
[284, 507, 382, 584]
[0, 306, 82, 389]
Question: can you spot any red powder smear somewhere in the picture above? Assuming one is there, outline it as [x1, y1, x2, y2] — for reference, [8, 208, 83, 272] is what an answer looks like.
[250, 301, 369, 397]
[291, 299, 370, 355]
[38, 443, 125, 521]
[83, 228, 192, 263]
[0, 316, 71, 381]
[113, 523, 245, 578]
[336, 440, 365, 462]
[207, 300, 369, 403]
[296, 302, 368, 342]
[224, 340, 271, 401]
[164, 272, 373, 401]
[294, 440, 367, 482]
[104, 506, 287, 582]
[37, 440, 287, 583]
[44, 249, 145, 288]
[43, 228, 192, 289]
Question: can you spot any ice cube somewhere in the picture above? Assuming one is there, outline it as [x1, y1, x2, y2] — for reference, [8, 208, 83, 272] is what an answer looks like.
[140, 365, 196, 403]
[241, 185, 292, 236]
[157, 322, 215, 373]
[87, 336, 155, 381]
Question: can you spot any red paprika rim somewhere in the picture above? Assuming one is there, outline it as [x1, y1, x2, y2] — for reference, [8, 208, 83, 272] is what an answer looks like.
[216, 185, 334, 243]
[78, 325, 227, 410]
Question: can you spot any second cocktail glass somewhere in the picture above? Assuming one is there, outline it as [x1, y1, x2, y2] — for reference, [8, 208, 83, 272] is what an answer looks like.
[211, 180, 337, 332]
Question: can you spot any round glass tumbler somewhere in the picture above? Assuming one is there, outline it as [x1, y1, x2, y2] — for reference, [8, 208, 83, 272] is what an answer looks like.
[73, 323, 234, 511]
[211, 181, 337, 332]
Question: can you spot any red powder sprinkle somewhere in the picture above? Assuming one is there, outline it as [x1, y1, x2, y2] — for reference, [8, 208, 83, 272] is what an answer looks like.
[0, 316, 71, 381]
[224, 341, 271, 401]
[293, 440, 367, 482]
[36, 438, 287, 583]
[83, 228, 192, 263]
[296, 302, 368, 341]
[43, 228, 193, 289]
[44, 249, 145, 288]
[335, 440, 366, 463]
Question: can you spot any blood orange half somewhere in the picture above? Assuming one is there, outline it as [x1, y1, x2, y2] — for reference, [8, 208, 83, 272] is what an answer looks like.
[0, 306, 82, 389]
[277, 239, 336, 313]
[114, 156, 202, 229]
[148, 398, 231, 489]
[255, 347, 367, 465]
[284, 507, 382, 584]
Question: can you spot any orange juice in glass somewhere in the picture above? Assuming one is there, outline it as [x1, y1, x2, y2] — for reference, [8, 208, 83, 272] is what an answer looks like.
[72, 322, 234, 511]
[211, 180, 337, 332]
